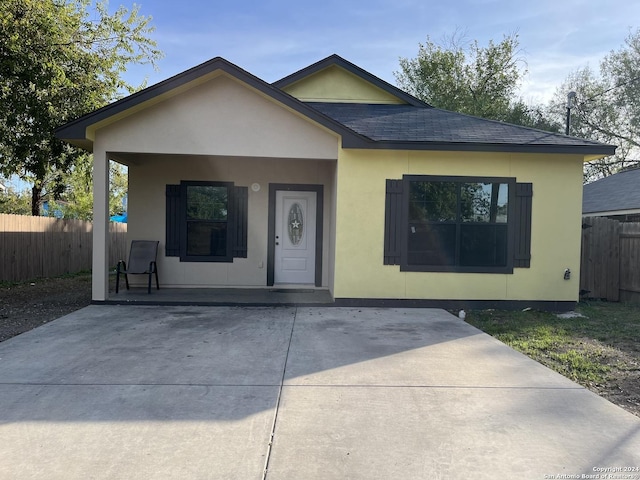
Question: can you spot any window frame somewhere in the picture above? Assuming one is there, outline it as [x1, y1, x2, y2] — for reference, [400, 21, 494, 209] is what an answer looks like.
[179, 180, 235, 263]
[400, 175, 516, 274]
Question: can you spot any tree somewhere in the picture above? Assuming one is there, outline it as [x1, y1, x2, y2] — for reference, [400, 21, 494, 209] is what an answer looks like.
[395, 32, 560, 131]
[43, 157, 128, 221]
[0, 0, 161, 215]
[0, 180, 31, 215]
[549, 68, 632, 182]
[549, 30, 640, 182]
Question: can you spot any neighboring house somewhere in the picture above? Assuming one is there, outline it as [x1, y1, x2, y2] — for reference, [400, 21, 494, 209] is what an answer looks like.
[56, 55, 615, 309]
[42, 200, 67, 218]
[583, 167, 640, 222]
[0, 182, 6, 194]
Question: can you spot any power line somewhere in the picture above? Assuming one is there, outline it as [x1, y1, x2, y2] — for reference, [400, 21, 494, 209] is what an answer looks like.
[582, 75, 640, 103]
[540, 75, 640, 112]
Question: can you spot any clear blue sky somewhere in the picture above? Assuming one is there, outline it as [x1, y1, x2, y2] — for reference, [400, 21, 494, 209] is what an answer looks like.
[120, 0, 640, 105]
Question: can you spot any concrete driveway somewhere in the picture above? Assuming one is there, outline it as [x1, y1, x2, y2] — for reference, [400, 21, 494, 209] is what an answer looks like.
[0, 306, 638, 479]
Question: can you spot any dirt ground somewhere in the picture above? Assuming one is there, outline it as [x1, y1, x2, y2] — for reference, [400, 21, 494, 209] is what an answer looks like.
[588, 344, 640, 418]
[0, 274, 94, 342]
[0, 274, 638, 418]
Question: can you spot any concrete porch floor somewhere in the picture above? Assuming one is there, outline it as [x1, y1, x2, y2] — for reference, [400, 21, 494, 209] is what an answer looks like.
[105, 286, 335, 306]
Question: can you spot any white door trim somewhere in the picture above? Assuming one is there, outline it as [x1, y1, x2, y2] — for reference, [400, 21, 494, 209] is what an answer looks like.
[274, 191, 316, 284]
[267, 184, 323, 287]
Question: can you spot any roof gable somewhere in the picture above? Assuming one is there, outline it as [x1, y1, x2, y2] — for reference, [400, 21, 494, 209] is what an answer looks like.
[94, 74, 341, 160]
[277, 64, 407, 104]
[55, 56, 366, 151]
[273, 54, 429, 107]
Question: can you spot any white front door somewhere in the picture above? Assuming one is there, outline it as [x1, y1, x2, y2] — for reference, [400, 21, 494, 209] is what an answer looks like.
[274, 190, 317, 284]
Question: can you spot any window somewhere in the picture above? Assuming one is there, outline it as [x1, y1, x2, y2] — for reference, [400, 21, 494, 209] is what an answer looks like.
[185, 183, 230, 259]
[165, 181, 248, 262]
[384, 175, 532, 273]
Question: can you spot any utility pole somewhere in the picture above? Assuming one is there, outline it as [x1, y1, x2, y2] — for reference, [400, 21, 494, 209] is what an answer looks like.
[565, 91, 576, 135]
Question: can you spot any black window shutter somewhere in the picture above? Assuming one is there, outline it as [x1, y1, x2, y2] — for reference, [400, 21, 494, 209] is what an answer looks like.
[233, 186, 248, 258]
[165, 184, 181, 257]
[384, 179, 403, 265]
[514, 182, 533, 268]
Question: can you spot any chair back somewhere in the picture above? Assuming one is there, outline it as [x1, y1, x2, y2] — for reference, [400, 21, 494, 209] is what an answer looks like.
[127, 240, 159, 273]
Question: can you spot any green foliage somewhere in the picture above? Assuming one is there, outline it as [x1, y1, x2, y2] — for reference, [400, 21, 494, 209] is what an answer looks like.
[0, 0, 161, 215]
[548, 349, 610, 384]
[396, 32, 560, 131]
[502, 100, 562, 132]
[108, 161, 128, 217]
[409, 181, 508, 223]
[186, 186, 228, 221]
[409, 181, 457, 221]
[0, 180, 31, 215]
[42, 157, 128, 220]
[550, 29, 640, 182]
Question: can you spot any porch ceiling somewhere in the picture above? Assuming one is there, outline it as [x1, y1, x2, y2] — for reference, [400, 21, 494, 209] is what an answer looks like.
[109, 152, 338, 167]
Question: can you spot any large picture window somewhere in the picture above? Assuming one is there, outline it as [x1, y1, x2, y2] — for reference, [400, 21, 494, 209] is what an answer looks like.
[383, 175, 532, 273]
[406, 178, 511, 271]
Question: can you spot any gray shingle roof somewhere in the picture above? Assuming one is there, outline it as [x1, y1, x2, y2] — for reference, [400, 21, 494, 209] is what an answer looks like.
[56, 53, 616, 157]
[307, 102, 615, 154]
[583, 168, 640, 214]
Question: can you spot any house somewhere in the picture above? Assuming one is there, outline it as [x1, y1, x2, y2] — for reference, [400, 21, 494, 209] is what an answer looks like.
[42, 199, 69, 218]
[56, 55, 615, 310]
[583, 167, 640, 222]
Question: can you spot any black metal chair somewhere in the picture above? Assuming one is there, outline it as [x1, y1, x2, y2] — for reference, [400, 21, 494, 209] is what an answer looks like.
[116, 240, 159, 294]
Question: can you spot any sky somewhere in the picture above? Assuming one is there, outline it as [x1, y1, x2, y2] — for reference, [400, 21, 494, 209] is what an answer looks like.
[119, 0, 640, 106]
[5, 0, 639, 191]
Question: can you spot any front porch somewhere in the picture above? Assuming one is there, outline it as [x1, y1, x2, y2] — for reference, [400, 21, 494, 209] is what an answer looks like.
[75, 64, 341, 303]
[102, 286, 335, 306]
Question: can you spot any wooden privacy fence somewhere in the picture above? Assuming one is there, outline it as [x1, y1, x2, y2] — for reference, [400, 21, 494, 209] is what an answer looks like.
[580, 216, 640, 302]
[0, 214, 127, 282]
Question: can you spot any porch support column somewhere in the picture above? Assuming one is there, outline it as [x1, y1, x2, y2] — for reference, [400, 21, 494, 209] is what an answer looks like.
[92, 149, 110, 301]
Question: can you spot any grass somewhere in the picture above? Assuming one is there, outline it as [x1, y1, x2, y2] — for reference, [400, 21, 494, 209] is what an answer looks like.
[0, 270, 92, 289]
[465, 301, 640, 386]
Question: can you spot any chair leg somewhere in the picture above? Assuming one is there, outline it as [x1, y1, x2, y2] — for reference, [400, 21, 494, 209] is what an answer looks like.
[147, 272, 152, 294]
[155, 269, 159, 290]
[116, 261, 124, 294]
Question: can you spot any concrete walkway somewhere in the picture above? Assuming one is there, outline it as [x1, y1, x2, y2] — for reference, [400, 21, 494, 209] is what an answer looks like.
[0, 306, 638, 479]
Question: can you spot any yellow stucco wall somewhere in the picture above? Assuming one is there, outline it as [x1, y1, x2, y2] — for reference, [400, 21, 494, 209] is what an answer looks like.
[333, 149, 585, 302]
[89, 60, 588, 303]
[281, 66, 406, 104]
